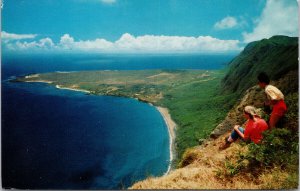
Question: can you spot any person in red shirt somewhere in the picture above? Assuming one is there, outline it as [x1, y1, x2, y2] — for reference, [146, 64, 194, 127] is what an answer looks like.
[219, 106, 269, 150]
[257, 72, 287, 128]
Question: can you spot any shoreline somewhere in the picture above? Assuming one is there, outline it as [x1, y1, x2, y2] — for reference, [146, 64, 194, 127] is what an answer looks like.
[156, 106, 176, 175]
[55, 85, 91, 94]
[22, 77, 176, 175]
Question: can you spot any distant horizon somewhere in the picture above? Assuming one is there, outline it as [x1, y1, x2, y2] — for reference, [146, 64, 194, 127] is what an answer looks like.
[2, 51, 240, 57]
[2, 0, 298, 54]
[2, 54, 235, 79]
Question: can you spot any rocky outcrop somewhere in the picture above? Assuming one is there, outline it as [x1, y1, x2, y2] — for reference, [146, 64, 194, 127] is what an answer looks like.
[210, 70, 298, 138]
[221, 36, 298, 95]
[210, 85, 265, 138]
[130, 36, 299, 189]
[212, 36, 298, 139]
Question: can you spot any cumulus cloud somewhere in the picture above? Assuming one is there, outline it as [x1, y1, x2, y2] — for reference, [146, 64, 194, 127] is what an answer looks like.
[114, 33, 241, 53]
[3, 32, 242, 53]
[243, 0, 298, 43]
[39, 38, 55, 48]
[1, 31, 37, 41]
[59, 34, 75, 49]
[13, 38, 55, 50]
[58, 34, 114, 51]
[214, 16, 238, 30]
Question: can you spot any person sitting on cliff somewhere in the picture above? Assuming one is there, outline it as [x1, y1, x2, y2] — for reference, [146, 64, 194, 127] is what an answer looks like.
[219, 106, 269, 150]
[257, 72, 287, 128]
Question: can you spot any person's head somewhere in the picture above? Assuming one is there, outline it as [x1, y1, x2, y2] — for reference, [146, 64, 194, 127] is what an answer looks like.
[257, 72, 270, 88]
[244, 105, 258, 120]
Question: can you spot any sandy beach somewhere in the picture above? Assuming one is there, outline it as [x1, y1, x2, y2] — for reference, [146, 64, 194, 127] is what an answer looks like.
[156, 106, 176, 175]
[25, 80, 53, 84]
[24, 75, 175, 174]
[55, 85, 91, 94]
[25, 74, 54, 84]
[25, 77, 91, 94]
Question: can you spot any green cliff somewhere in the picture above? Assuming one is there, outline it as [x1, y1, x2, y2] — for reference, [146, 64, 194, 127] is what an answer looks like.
[222, 35, 298, 95]
[16, 35, 299, 189]
[131, 36, 299, 189]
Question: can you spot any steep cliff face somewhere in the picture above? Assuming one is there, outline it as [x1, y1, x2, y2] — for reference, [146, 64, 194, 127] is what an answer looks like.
[130, 36, 298, 189]
[221, 35, 298, 95]
[130, 70, 298, 190]
[211, 70, 298, 138]
[131, 134, 260, 189]
[212, 35, 298, 138]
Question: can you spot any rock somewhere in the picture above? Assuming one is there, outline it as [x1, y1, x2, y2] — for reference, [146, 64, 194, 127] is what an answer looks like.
[198, 138, 205, 145]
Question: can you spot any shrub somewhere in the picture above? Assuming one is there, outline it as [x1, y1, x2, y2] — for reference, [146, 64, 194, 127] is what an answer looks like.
[244, 128, 298, 168]
[283, 93, 298, 132]
[217, 128, 298, 188]
[179, 148, 201, 168]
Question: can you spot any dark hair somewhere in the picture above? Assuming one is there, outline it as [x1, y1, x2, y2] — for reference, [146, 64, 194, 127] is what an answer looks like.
[257, 72, 270, 84]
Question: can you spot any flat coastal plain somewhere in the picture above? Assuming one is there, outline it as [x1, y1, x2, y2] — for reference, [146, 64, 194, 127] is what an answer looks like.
[19, 69, 229, 162]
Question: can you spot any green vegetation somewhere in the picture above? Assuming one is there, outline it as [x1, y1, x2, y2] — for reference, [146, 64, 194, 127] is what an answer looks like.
[246, 129, 298, 170]
[222, 36, 298, 95]
[17, 36, 299, 181]
[216, 132, 298, 189]
[156, 71, 236, 160]
[19, 69, 233, 162]
[218, 127, 298, 189]
[211, 35, 298, 189]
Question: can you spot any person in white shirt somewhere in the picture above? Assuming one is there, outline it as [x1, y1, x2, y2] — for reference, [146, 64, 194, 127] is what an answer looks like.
[257, 72, 287, 128]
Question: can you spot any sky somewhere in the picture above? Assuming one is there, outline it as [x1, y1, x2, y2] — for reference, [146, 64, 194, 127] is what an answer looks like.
[1, 0, 299, 54]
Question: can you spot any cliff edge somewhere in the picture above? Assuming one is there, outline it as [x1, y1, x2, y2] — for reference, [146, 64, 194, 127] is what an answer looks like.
[130, 36, 299, 189]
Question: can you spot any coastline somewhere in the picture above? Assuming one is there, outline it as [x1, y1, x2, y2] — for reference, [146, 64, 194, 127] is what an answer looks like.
[24, 74, 53, 84]
[156, 106, 176, 175]
[24, 75, 91, 94]
[22, 76, 176, 175]
[55, 85, 91, 94]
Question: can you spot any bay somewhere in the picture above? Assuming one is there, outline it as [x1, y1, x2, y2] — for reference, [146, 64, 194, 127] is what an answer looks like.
[1, 54, 234, 189]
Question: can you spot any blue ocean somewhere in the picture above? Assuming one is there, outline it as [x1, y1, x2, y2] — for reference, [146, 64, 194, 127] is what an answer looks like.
[1, 54, 234, 189]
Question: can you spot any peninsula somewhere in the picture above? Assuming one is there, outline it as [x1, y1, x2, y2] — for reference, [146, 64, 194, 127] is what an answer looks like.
[16, 69, 231, 163]
[11, 36, 299, 190]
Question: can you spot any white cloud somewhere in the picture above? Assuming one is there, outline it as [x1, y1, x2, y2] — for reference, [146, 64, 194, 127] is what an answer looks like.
[114, 33, 241, 53]
[59, 34, 75, 49]
[1, 31, 37, 41]
[14, 38, 55, 50]
[243, 0, 298, 43]
[3, 32, 242, 53]
[39, 37, 55, 48]
[74, 39, 114, 50]
[58, 33, 114, 51]
[214, 16, 238, 30]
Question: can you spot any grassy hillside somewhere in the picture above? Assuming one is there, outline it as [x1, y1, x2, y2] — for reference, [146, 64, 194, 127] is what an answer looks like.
[15, 35, 299, 188]
[131, 63, 299, 190]
[131, 36, 298, 189]
[213, 36, 299, 137]
[156, 72, 235, 161]
[222, 35, 298, 95]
